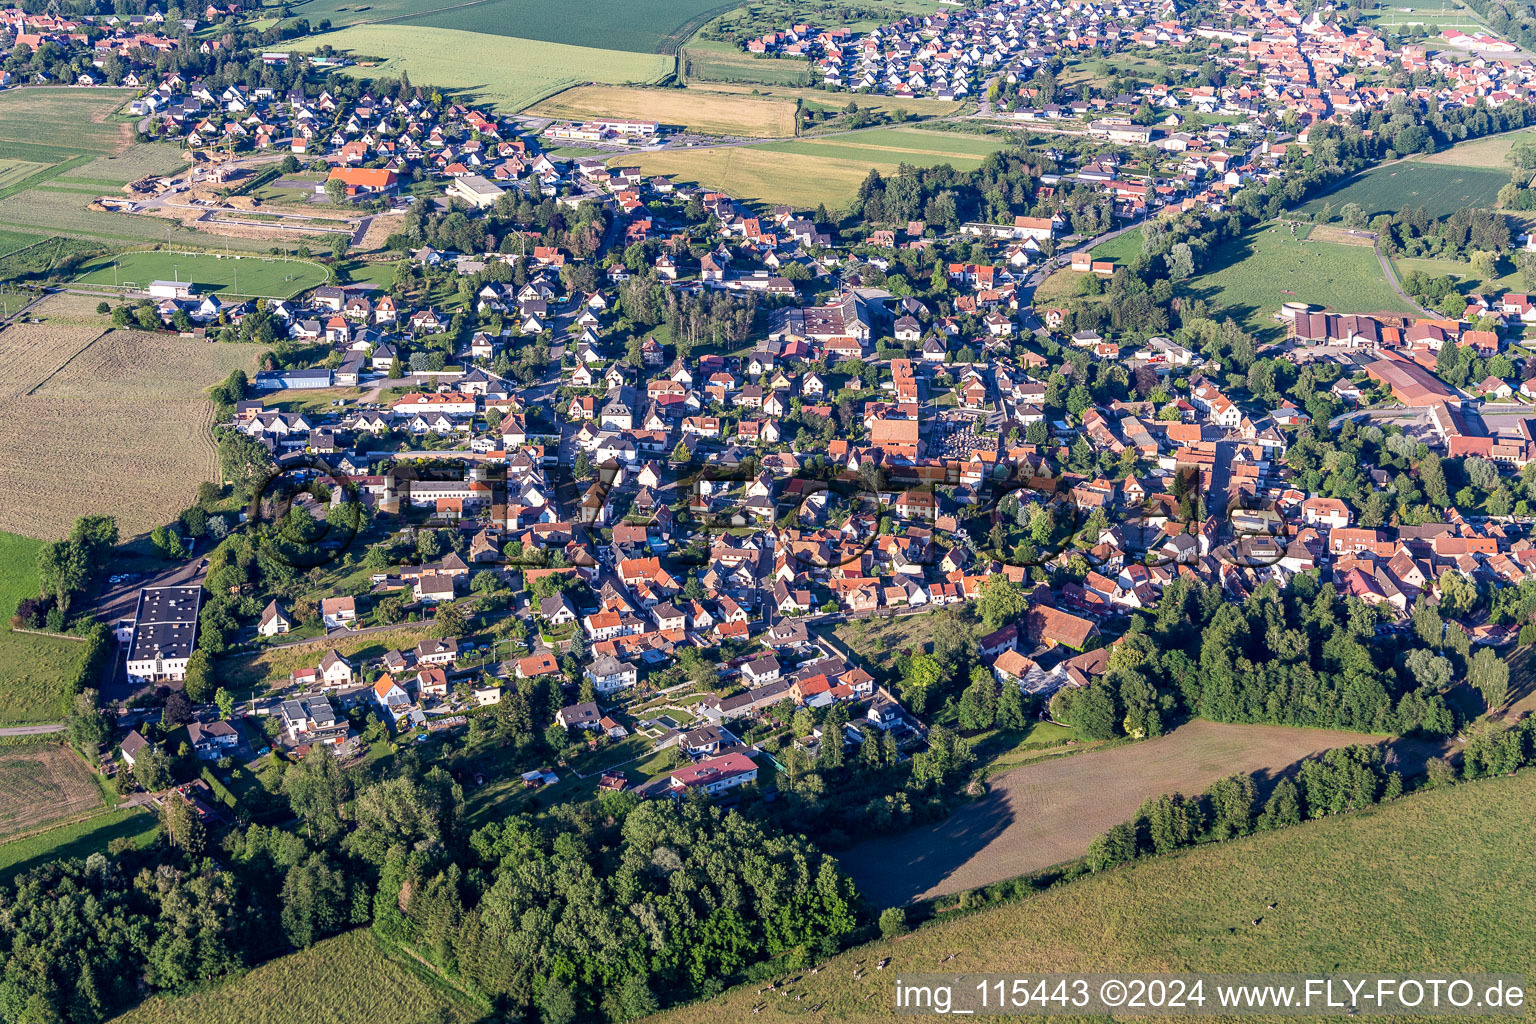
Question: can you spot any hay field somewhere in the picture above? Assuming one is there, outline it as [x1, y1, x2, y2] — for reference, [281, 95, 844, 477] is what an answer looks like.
[0, 327, 261, 539]
[304, 25, 671, 111]
[532, 85, 797, 137]
[111, 929, 482, 1024]
[0, 743, 105, 840]
[658, 769, 1536, 1024]
[703, 81, 964, 117]
[0, 530, 92, 725]
[1418, 126, 1536, 167]
[842, 720, 1428, 905]
[0, 88, 134, 156]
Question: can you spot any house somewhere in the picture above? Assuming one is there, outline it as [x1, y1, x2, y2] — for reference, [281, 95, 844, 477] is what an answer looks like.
[320, 595, 357, 628]
[187, 720, 239, 760]
[120, 729, 151, 767]
[742, 655, 781, 686]
[557, 701, 603, 730]
[586, 654, 638, 694]
[318, 649, 353, 687]
[658, 751, 758, 797]
[257, 599, 291, 636]
[370, 674, 412, 724]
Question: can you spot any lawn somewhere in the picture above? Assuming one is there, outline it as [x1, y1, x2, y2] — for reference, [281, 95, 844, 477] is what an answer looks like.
[656, 768, 1536, 1024]
[1390, 254, 1524, 298]
[1089, 226, 1144, 262]
[839, 719, 1435, 905]
[1296, 161, 1509, 220]
[293, 0, 728, 51]
[111, 929, 484, 1024]
[622, 128, 1003, 209]
[71, 251, 331, 299]
[0, 532, 91, 725]
[1184, 221, 1416, 340]
[531, 85, 798, 138]
[0, 807, 156, 888]
[302, 26, 672, 111]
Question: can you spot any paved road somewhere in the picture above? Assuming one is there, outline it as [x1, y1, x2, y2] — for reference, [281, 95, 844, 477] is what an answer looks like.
[0, 723, 65, 736]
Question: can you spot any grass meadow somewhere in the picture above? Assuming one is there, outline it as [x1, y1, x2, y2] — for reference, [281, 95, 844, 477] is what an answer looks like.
[0, 531, 90, 725]
[71, 251, 331, 298]
[532, 85, 798, 137]
[111, 928, 484, 1024]
[304, 25, 672, 110]
[1184, 221, 1414, 340]
[0, 806, 157, 887]
[656, 769, 1536, 1024]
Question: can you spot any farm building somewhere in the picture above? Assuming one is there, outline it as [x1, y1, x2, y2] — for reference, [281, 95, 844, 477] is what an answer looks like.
[1363, 356, 1456, 407]
[255, 368, 334, 390]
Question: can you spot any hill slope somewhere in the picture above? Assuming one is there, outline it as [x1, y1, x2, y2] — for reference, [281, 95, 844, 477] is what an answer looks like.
[652, 770, 1536, 1023]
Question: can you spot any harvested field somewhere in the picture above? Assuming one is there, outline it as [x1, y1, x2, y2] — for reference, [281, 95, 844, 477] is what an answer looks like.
[1304, 222, 1376, 245]
[1418, 126, 1536, 167]
[657, 770, 1536, 1024]
[0, 88, 134, 155]
[532, 85, 797, 137]
[0, 742, 105, 841]
[0, 327, 261, 539]
[841, 720, 1444, 905]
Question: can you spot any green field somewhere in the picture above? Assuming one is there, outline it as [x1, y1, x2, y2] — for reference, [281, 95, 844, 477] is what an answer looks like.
[0, 532, 90, 726]
[304, 25, 672, 110]
[657, 769, 1536, 1023]
[622, 127, 1006, 208]
[110, 928, 483, 1024]
[72, 251, 331, 299]
[0, 88, 133, 157]
[1186, 222, 1415, 340]
[293, 0, 728, 51]
[0, 807, 156, 888]
[1297, 161, 1509, 220]
[1089, 226, 1145, 262]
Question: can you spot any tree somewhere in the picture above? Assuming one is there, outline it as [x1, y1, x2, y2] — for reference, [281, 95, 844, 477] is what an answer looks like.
[539, 980, 577, 1024]
[1257, 777, 1302, 830]
[878, 906, 908, 938]
[284, 745, 349, 841]
[324, 176, 346, 203]
[996, 678, 1028, 730]
[183, 649, 215, 704]
[671, 440, 691, 463]
[977, 574, 1027, 631]
[159, 795, 206, 854]
[1468, 647, 1510, 712]
[429, 600, 469, 639]
[1165, 242, 1195, 282]
[214, 687, 235, 720]
[66, 689, 110, 758]
[132, 747, 172, 791]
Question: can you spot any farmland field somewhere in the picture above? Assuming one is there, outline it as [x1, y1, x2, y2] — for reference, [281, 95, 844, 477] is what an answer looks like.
[621, 128, 1003, 208]
[55, 143, 191, 186]
[699, 80, 964, 117]
[841, 719, 1431, 905]
[111, 928, 483, 1024]
[657, 769, 1536, 1024]
[0, 531, 92, 725]
[0, 188, 288, 250]
[531, 85, 798, 137]
[71, 251, 331, 299]
[1296, 161, 1508, 220]
[0, 88, 134, 156]
[0, 158, 47, 192]
[0, 326, 261, 539]
[0, 742, 106, 841]
[303, 25, 671, 110]
[1185, 221, 1415, 340]
[293, 0, 728, 51]
[683, 42, 817, 87]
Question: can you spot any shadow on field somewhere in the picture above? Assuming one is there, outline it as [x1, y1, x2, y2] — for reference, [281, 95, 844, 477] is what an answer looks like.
[836, 793, 1013, 907]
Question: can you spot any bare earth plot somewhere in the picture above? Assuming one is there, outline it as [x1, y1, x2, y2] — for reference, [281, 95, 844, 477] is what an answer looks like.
[841, 720, 1445, 906]
[0, 743, 105, 840]
[0, 327, 262, 539]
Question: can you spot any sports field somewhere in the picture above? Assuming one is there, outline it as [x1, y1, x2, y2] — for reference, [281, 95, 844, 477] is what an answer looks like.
[0, 531, 91, 725]
[532, 85, 798, 138]
[304, 25, 671, 110]
[621, 128, 1004, 208]
[1297, 161, 1508, 220]
[112, 929, 483, 1024]
[293, 0, 727, 51]
[0, 742, 106, 841]
[840, 720, 1423, 905]
[1185, 222, 1415, 339]
[658, 769, 1536, 1024]
[71, 251, 330, 299]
